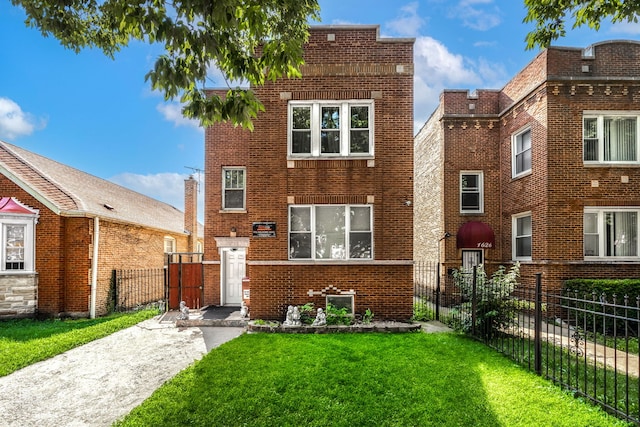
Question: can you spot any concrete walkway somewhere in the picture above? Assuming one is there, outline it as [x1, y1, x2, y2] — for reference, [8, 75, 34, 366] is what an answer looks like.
[0, 316, 244, 427]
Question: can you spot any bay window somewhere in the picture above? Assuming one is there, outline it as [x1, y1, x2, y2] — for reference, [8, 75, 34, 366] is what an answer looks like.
[584, 113, 639, 163]
[0, 219, 36, 272]
[584, 208, 639, 258]
[289, 205, 373, 260]
[289, 101, 374, 157]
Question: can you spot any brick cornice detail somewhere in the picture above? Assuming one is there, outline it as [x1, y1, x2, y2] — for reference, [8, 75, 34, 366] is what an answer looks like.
[301, 63, 413, 77]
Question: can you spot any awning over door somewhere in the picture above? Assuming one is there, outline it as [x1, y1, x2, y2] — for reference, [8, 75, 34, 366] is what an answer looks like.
[456, 221, 495, 249]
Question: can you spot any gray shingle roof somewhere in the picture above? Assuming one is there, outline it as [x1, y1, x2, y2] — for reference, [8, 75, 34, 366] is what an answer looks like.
[0, 140, 195, 236]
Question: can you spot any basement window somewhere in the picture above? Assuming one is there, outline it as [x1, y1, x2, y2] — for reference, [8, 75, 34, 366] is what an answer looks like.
[326, 295, 354, 316]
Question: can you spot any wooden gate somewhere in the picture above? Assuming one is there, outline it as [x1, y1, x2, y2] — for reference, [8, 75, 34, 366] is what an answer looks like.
[167, 253, 204, 310]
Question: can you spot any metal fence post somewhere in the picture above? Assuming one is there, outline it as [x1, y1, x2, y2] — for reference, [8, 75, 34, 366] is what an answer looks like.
[471, 265, 477, 337]
[436, 262, 441, 321]
[534, 272, 542, 375]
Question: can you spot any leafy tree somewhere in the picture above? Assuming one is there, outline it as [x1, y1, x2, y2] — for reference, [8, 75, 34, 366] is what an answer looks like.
[524, 0, 640, 49]
[10, 0, 320, 129]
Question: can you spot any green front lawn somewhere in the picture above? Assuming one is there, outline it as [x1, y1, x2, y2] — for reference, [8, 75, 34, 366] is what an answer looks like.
[0, 309, 158, 377]
[115, 332, 630, 427]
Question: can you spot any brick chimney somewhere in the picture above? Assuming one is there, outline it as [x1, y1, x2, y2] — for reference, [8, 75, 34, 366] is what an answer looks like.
[184, 176, 198, 253]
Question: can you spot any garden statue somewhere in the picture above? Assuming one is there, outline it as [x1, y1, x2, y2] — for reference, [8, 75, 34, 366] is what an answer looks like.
[291, 306, 301, 326]
[312, 307, 327, 326]
[240, 301, 249, 319]
[283, 305, 294, 325]
[283, 305, 302, 326]
[177, 301, 189, 320]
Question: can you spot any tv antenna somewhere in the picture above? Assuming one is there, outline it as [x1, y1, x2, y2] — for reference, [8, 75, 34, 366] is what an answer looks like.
[184, 166, 204, 192]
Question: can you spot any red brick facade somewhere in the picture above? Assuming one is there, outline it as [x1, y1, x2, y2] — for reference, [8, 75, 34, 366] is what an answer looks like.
[0, 155, 200, 318]
[416, 40, 640, 292]
[204, 26, 415, 321]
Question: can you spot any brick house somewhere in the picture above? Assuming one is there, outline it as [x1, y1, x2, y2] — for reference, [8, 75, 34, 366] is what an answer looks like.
[203, 26, 414, 321]
[415, 40, 640, 292]
[0, 141, 202, 318]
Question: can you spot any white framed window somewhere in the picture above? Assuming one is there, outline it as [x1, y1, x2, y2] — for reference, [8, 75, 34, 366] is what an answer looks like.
[512, 212, 532, 261]
[460, 172, 483, 213]
[583, 113, 639, 163]
[164, 237, 176, 253]
[222, 168, 245, 210]
[0, 219, 36, 273]
[288, 100, 374, 157]
[289, 205, 373, 260]
[512, 128, 532, 178]
[584, 208, 639, 258]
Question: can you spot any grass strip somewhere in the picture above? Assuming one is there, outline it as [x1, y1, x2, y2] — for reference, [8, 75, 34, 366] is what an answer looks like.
[0, 309, 158, 377]
[116, 332, 630, 427]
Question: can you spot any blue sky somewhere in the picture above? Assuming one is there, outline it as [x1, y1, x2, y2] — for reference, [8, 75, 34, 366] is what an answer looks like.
[1, 1, 639, 221]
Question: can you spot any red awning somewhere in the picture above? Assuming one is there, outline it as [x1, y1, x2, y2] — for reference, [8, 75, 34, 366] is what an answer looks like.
[456, 221, 495, 249]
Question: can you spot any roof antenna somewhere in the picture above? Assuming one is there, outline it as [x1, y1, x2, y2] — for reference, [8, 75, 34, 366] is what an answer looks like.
[184, 166, 204, 193]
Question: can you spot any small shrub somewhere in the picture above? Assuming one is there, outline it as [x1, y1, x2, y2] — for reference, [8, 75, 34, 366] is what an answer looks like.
[325, 303, 352, 325]
[362, 308, 374, 324]
[451, 262, 521, 338]
[299, 303, 315, 325]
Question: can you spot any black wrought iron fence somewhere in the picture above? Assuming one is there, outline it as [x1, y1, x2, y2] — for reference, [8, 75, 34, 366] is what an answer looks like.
[413, 262, 640, 424]
[109, 268, 167, 312]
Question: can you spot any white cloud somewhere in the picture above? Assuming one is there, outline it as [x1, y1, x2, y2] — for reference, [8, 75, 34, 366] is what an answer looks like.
[109, 172, 205, 222]
[609, 20, 640, 35]
[450, 0, 501, 31]
[0, 97, 39, 140]
[413, 36, 481, 132]
[386, 2, 426, 37]
[412, 36, 508, 133]
[156, 102, 202, 131]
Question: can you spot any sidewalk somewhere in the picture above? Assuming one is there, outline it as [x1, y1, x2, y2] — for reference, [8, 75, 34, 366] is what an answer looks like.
[0, 315, 244, 427]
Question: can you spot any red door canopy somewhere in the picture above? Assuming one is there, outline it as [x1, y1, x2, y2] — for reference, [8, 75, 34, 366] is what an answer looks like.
[456, 221, 495, 249]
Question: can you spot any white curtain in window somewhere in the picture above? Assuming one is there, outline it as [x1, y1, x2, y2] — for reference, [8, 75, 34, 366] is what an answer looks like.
[605, 211, 637, 256]
[604, 117, 636, 161]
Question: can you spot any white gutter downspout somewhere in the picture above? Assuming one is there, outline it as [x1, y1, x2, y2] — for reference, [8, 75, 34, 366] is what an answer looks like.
[90, 216, 100, 319]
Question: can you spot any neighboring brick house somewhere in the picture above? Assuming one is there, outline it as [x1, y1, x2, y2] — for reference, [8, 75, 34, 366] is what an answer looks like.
[204, 26, 414, 320]
[415, 40, 640, 292]
[0, 141, 202, 318]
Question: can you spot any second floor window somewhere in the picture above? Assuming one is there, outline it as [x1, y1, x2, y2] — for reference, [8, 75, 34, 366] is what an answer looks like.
[460, 172, 483, 213]
[512, 128, 532, 177]
[289, 101, 374, 157]
[223, 168, 245, 210]
[584, 114, 638, 163]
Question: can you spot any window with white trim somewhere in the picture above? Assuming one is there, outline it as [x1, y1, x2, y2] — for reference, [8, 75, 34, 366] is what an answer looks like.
[583, 113, 639, 163]
[512, 212, 532, 260]
[0, 219, 36, 272]
[289, 205, 372, 260]
[460, 172, 483, 213]
[222, 168, 245, 210]
[164, 237, 176, 253]
[584, 208, 638, 258]
[289, 101, 374, 157]
[512, 128, 532, 177]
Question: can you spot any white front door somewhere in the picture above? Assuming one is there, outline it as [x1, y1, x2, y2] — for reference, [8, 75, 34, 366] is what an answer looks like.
[223, 248, 245, 305]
